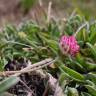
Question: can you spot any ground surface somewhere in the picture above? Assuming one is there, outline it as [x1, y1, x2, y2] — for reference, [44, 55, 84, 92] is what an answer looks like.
[0, 0, 96, 26]
[0, 0, 71, 26]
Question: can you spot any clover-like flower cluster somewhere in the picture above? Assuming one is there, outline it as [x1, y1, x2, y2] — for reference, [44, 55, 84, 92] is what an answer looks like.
[59, 35, 80, 56]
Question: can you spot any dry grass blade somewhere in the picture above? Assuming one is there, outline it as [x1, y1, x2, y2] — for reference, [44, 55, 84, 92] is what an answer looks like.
[74, 22, 89, 37]
[47, 1, 52, 24]
[0, 58, 57, 76]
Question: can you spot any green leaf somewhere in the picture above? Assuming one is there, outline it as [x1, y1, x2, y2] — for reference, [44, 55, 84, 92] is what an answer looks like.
[76, 28, 88, 42]
[85, 62, 96, 71]
[86, 42, 96, 58]
[86, 80, 96, 87]
[47, 40, 58, 51]
[60, 64, 85, 82]
[59, 73, 68, 89]
[76, 53, 96, 71]
[85, 85, 96, 96]
[0, 76, 20, 93]
[82, 29, 88, 42]
[59, 73, 67, 85]
[86, 73, 96, 85]
[81, 92, 92, 96]
[0, 92, 15, 96]
[89, 26, 96, 44]
[48, 23, 60, 38]
[67, 87, 79, 96]
[68, 56, 85, 72]
[75, 53, 85, 67]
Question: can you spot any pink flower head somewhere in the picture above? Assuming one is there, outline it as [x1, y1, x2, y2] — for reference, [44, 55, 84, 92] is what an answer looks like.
[59, 35, 80, 56]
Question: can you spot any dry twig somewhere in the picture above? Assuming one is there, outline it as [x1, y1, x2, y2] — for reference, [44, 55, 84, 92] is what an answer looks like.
[0, 58, 56, 76]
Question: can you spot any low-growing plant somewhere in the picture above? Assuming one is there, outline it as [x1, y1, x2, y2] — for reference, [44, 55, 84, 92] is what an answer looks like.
[0, 14, 96, 95]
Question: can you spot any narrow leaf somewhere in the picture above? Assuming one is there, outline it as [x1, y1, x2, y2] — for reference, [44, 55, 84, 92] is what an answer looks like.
[60, 65, 85, 82]
[0, 76, 20, 93]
